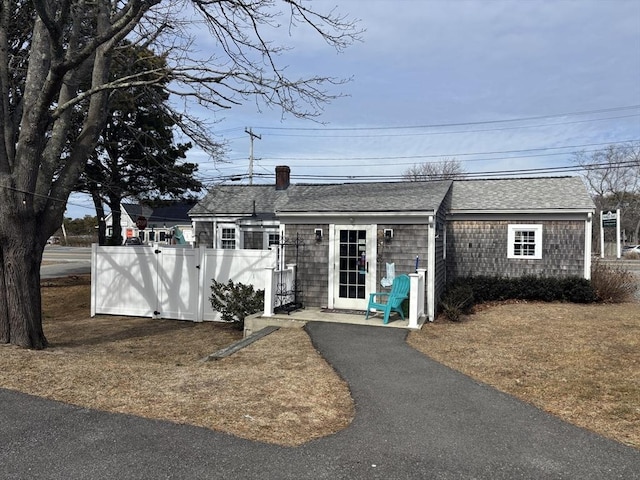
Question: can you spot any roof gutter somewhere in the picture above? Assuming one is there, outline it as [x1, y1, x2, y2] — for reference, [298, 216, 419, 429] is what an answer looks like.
[277, 210, 437, 225]
[277, 210, 436, 218]
[448, 208, 595, 215]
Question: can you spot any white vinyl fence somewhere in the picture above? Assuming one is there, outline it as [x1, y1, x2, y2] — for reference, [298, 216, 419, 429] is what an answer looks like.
[91, 244, 276, 322]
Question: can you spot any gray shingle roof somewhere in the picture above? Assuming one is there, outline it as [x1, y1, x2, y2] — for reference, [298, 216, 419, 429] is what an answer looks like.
[189, 181, 453, 216]
[188, 185, 283, 217]
[148, 202, 196, 226]
[449, 177, 595, 211]
[121, 203, 153, 219]
[279, 181, 452, 213]
[190, 176, 595, 218]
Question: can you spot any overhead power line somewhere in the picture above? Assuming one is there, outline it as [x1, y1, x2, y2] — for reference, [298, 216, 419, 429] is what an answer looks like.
[5, 156, 637, 215]
[196, 158, 638, 184]
[252, 105, 640, 131]
[261, 114, 640, 138]
[281, 159, 639, 181]
[256, 139, 640, 164]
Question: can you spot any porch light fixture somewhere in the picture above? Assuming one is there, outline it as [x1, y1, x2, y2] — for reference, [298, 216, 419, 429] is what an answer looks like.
[314, 228, 323, 242]
[384, 229, 393, 242]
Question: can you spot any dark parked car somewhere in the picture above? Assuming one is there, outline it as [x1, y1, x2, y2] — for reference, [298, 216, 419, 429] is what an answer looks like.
[124, 237, 143, 246]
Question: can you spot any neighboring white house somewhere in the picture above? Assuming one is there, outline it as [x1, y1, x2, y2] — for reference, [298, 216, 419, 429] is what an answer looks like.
[105, 202, 196, 245]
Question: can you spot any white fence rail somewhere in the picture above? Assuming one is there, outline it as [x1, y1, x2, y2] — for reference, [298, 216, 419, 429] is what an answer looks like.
[91, 244, 276, 322]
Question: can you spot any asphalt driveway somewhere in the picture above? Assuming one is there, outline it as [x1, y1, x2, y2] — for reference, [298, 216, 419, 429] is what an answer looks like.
[1, 322, 638, 479]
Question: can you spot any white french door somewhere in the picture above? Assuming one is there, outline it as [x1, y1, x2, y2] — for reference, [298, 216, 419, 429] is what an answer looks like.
[331, 225, 376, 310]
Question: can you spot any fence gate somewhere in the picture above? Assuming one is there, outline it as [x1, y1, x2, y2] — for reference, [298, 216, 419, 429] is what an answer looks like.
[91, 245, 199, 321]
[92, 244, 277, 322]
[155, 246, 200, 320]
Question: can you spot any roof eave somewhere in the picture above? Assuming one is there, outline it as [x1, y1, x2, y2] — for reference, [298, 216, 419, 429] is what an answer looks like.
[277, 210, 436, 217]
[449, 208, 595, 215]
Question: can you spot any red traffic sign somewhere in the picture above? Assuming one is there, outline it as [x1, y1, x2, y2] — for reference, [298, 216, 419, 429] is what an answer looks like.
[135, 216, 148, 230]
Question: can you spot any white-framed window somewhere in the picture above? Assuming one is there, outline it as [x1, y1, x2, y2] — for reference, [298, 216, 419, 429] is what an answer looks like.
[266, 232, 280, 248]
[219, 225, 238, 249]
[508, 224, 543, 259]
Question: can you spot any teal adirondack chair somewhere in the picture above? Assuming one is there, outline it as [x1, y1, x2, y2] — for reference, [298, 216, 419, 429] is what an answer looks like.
[365, 274, 410, 324]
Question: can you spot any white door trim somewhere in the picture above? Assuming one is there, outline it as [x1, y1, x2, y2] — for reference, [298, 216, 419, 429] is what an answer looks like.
[328, 224, 377, 310]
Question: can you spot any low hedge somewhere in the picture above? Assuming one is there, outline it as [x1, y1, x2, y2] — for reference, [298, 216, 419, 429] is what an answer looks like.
[440, 275, 596, 321]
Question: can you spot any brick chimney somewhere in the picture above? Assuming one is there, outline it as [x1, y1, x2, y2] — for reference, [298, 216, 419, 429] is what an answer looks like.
[275, 165, 290, 190]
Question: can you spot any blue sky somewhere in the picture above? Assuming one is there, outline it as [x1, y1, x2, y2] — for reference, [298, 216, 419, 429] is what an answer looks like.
[66, 0, 640, 218]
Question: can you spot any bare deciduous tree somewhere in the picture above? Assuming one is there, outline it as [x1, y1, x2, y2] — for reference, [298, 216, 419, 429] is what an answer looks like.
[0, 0, 360, 348]
[403, 158, 466, 181]
[574, 143, 640, 245]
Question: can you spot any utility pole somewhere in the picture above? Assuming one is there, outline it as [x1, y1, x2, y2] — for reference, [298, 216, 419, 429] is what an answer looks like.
[245, 127, 261, 185]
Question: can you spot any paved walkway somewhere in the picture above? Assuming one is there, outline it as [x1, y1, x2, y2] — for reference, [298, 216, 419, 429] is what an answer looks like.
[1, 322, 639, 479]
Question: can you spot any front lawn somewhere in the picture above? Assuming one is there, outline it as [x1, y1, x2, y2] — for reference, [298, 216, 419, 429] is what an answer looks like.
[408, 301, 640, 448]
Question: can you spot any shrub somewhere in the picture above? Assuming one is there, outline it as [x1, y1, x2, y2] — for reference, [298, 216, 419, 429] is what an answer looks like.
[210, 279, 264, 330]
[440, 284, 474, 322]
[463, 276, 506, 303]
[559, 277, 598, 303]
[439, 275, 598, 320]
[590, 261, 638, 303]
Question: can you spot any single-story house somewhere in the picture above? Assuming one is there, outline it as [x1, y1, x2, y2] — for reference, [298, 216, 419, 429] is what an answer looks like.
[106, 202, 196, 244]
[189, 166, 595, 321]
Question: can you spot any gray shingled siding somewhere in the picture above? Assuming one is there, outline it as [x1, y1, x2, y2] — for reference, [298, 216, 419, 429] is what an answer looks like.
[434, 200, 449, 310]
[284, 224, 431, 308]
[284, 225, 329, 308]
[376, 224, 429, 283]
[446, 220, 585, 279]
[375, 224, 429, 319]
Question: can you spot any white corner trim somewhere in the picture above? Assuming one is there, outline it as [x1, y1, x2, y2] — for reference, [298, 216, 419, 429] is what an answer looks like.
[427, 222, 436, 321]
[584, 214, 593, 279]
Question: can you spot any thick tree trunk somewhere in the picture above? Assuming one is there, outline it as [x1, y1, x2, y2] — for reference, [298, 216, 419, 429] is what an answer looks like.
[0, 218, 47, 349]
[92, 190, 107, 245]
[108, 196, 123, 246]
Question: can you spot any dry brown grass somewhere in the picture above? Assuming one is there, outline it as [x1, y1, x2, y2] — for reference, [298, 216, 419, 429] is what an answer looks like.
[408, 301, 640, 449]
[0, 276, 354, 446]
[3, 276, 639, 449]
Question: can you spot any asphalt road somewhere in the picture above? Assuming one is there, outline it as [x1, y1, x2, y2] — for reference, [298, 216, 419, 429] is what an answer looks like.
[1, 323, 638, 479]
[41, 246, 92, 279]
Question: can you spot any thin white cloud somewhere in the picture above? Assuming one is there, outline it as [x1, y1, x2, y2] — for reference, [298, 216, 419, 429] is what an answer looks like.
[208, 0, 640, 184]
[63, 0, 640, 217]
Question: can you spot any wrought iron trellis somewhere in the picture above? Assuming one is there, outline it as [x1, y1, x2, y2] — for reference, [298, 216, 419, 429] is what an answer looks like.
[274, 233, 304, 314]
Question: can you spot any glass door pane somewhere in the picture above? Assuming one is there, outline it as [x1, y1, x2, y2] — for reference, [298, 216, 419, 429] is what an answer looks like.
[338, 229, 366, 299]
